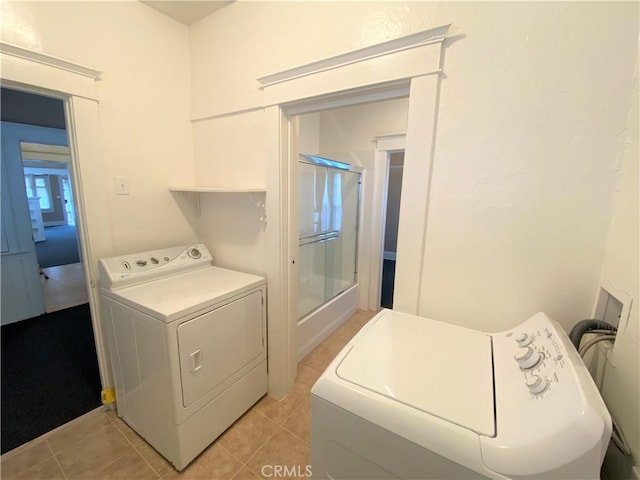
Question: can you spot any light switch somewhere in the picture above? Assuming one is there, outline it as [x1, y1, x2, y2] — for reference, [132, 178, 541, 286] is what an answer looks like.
[115, 176, 129, 195]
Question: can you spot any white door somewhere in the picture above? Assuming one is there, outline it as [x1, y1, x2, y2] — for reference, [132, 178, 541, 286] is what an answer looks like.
[0, 122, 68, 325]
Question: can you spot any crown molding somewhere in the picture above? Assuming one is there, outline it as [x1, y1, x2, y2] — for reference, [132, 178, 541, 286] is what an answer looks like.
[257, 25, 450, 88]
[1, 42, 102, 80]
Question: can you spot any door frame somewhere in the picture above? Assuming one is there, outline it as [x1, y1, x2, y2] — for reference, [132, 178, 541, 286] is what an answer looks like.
[260, 25, 450, 397]
[370, 134, 406, 311]
[1, 42, 113, 389]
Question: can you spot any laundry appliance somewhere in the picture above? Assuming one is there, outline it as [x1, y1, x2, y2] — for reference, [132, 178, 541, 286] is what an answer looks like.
[99, 244, 267, 471]
[311, 310, 611, 479]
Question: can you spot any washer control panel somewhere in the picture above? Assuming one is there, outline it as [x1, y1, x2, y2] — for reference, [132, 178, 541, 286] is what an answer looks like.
[99, 244, 212, 290]
[498, 312, 573, 399]
[480, 312, 612, 478]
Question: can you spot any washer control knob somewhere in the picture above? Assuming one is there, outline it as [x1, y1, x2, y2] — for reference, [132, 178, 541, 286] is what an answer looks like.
[526, 375, 549, 395]
[515, 347, 543, 370]
[516, 333, 532, 347]
[188, 247, 201, 259]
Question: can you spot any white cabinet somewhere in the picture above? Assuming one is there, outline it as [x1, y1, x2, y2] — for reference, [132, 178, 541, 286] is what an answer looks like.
[28, 197, 46, 242]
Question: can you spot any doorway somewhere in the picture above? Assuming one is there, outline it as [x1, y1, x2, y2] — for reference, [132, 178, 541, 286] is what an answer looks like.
[1, 88, 88, 320]
[21, 141, 88, 313]
[381, 151, 404, 309]
[292, 98, 409, 359]
[0, 88, 100, 453]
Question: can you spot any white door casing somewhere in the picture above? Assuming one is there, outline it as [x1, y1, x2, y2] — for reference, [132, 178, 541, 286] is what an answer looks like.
[1, 42, 113, 389]
[259, 25, 450, 398]
[370, 134, 406, 311]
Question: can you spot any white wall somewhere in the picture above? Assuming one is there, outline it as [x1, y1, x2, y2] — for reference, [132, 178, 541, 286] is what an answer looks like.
[598, 58, 639, 462]
[1, 1, 198, 256]
[196, 192, 268, 276]
[318, 98, 409, 161]
[190, 0, 637, 326]
[416, 3, 638, 334]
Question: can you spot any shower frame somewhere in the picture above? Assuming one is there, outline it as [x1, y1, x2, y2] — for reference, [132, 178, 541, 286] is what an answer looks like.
[296, 154, 363, 360]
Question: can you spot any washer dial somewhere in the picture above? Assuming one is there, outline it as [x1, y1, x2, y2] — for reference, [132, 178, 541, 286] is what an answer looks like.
[516, 333, 533, 347]
[526, 375, 549, 395]
[515, 346, 543, 370]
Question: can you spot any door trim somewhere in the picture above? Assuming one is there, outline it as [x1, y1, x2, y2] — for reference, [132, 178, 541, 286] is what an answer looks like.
[370, 134, 406, 311]
[1, 45, 113, 389]
[0, 42, 101, 98]
[263, 26, 450, 398]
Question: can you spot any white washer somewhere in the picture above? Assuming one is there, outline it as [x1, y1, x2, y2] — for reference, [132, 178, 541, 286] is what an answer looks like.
[311, 309, 611, 479]
[99, 244, 267, 471]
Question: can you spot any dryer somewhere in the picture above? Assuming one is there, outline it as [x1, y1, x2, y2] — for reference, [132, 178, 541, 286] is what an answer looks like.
[311, 309, 611, 479]
[99, 244, 266, 471]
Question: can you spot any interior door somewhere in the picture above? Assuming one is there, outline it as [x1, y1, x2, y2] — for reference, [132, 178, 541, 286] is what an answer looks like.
[0, 122, 68, 325]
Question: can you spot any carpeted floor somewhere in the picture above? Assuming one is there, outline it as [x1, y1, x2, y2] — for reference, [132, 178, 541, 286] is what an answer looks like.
[1, 303, 101, 453]
[35, 224, 80, 268]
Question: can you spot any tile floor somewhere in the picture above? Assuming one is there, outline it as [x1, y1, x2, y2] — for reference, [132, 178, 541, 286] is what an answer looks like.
[1, 310, 376, 480]
[41, 263, 89, 313]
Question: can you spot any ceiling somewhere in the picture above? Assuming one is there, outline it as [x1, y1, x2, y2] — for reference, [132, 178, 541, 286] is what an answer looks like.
[140, 1, 231, 25]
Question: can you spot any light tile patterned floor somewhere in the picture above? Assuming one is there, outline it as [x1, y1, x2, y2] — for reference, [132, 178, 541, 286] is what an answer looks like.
[41, 263, 89, 313]
[1, 310, 376, 480]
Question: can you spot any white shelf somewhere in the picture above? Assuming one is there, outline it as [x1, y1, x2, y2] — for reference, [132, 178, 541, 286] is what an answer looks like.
[169, 187, 267, 222]
[169, 186, 266, 193]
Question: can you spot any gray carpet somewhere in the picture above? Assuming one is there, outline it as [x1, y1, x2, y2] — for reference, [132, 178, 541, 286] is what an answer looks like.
[35, 225, 80, 268]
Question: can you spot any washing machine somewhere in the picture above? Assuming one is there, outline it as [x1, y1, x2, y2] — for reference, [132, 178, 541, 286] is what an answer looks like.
[99, 244, 267, 471]
[311, 309, 611, 479]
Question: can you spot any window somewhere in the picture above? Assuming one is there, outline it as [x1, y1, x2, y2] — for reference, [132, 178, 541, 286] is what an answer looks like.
[24, 174, 52, 211]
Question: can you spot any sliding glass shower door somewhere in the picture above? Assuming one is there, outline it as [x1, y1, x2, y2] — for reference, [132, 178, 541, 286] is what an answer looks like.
[298, 156, 360, 320]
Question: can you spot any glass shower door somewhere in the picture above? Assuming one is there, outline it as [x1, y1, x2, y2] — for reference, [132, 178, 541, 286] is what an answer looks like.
[298, 159, 360, 320]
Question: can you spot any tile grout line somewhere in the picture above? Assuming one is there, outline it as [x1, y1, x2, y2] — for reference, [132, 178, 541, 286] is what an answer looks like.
[45, 439, 68, 480]
[279, 423, 310, 447]
[85, 449, 132, 479]
[49, 420, 113, 458]
[56, 419, 133, 479]
[130, 440, 165, 479]
[277, 396, 310, 438]
[236, 427, 280, 474]
[1, 441, 63, 480]
[1, 406, 107, 463]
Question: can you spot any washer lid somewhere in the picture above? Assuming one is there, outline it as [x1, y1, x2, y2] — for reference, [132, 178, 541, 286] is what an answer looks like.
[103, 266, 265, 322]
[335, 310, 495, 436]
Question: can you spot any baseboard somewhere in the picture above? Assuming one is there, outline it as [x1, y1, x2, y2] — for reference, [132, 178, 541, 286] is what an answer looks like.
[383, 251, 396, 261]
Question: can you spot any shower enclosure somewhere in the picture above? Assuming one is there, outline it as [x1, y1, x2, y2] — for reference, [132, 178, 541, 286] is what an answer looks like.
[297, 155, 361, 321]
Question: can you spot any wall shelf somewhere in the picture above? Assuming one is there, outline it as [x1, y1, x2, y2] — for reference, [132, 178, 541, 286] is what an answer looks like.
[169, 187, 266, 222]
[169, 186, 266, 193]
